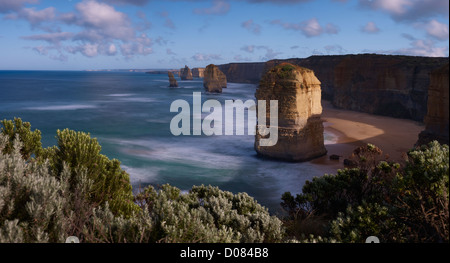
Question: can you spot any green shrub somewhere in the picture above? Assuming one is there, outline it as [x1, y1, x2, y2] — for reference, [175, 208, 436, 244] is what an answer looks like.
[392, 141, 449, 242]
[0, 133, 153, 243]
[330, 202, 406, 243]
[282, 142, 449, 243]
[136, 184, 285, 243]
[0, 119, 287, 243]
[1, 118, 43, 159]
[0, 135, 71, 242]
[43, 129, 139, 217]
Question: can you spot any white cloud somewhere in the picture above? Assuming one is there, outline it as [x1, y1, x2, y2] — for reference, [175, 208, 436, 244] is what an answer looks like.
[193, 0, 230, 15]
[101, 0, 150, 6]
[325, 23, 340, 34]
[75, 0, 135, 41]
[255, 46, 282, 60]
[298, 18, 322, 37]
[166, 48, 176, 55]
[192, 53, 223, 61]
[241, 19, 262, 35]
[159, 11, 176, 30]
[33, 45, 49, 55]
[21, 32, 74, 44]
[359, 0, 449, 21]
[270, 18, 339, 37]
[381, 38, 448, 57]
[120, 33, 153, 58]
[0, 0, 38, 13]
[244, 0, 311, 3]
[324, 44, 347, 54]
[81, 43, 99, 57]
[420, 19, 449, 41]
[136, 11, 152, 31]
[107, 43, 117, 56]
[233, 55, 252, 61]
[241, 45, 256, 53]
[239, 45, 282, 60]
[11, 0, 155, 60]
[5, 7, 56, 28]
[362, 21, 381, 33]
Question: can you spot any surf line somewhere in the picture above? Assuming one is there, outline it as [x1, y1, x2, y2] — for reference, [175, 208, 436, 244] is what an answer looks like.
[169, 92, 278, 146]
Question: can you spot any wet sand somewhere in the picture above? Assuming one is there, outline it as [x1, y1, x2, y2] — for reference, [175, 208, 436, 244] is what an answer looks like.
[310, 101, 425, 168]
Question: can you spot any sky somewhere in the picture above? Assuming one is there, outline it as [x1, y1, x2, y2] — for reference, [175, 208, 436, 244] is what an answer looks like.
[0, 0, 448, 70]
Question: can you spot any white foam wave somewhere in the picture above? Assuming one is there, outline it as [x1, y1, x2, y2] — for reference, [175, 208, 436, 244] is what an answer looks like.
[106, 93, 134, 97]
[324, 130, 339, 145]
[122, 165, 163, 184]
[109, 138, 244, 171]
[117, 97, 156, 103]
[25, 104, 97, 111]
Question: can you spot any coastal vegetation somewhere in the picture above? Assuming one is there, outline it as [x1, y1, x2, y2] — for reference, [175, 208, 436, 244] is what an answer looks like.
[0, 118, 448, 243]
[281, 142, 449, 243]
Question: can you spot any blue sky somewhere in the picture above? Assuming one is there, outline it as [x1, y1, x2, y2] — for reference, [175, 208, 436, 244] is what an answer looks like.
[0, 0, 448, 70]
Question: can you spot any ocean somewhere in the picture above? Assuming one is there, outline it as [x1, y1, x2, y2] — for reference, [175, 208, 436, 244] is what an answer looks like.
[0, 70, 338, 214]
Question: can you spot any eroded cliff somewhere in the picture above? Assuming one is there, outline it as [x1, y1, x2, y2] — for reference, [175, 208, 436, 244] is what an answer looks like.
[218, 62, 265, 84]
[218, 54, 448, 122]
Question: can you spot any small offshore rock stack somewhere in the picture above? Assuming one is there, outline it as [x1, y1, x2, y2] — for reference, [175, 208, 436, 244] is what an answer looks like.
[168, 72, 178, 87]
[417, 63, 449, 145]
[255, 63, 327, 162]
[203, 64, 227, 93]
[180, 65, 193, 80]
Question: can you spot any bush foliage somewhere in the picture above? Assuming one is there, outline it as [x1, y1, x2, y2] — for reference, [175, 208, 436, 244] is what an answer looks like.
[1, 118, 448, 243]
[0, 118, 284, 243]
[282, 142, 449, 243]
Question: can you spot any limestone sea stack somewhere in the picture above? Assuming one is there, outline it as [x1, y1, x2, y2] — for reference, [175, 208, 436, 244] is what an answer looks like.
[180, 65, 193, 80]
[203, 64, 227, 93]
[417, 63, 449, 145]
[168, 72, 178, 87]
[255, 63, 327, 161]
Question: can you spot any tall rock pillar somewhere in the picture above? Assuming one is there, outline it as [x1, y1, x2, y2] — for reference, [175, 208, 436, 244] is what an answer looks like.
[255, 63, 327, 161]
[417, 63, 449, 145]
[203, 64, 227, 93]
[180, 65, 193, 80]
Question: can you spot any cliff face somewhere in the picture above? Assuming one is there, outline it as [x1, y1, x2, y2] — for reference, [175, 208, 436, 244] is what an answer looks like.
[418, 64, 449, 145]
[203, 64, 227, 93]
[180, 65, 193, 80]
[168, 72, 178, 87]
[192, 68, 205, 78]
[325, 55, 446, 121]
[218, 62, 265, 84]
[255, 63, 327, 162]
[219, 55, 448, 122]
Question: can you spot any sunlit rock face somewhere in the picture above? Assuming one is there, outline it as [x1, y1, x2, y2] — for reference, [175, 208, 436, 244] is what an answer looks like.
[418, 63, 449, 146]
[203, 64, 227, 93]
[255, 63, 327, 162]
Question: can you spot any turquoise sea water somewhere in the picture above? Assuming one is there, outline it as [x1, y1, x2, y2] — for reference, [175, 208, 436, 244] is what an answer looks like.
[0, 70, 337, 213]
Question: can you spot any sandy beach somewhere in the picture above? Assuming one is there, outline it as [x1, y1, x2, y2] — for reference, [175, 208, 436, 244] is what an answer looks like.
[310, 100, 425, 168]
